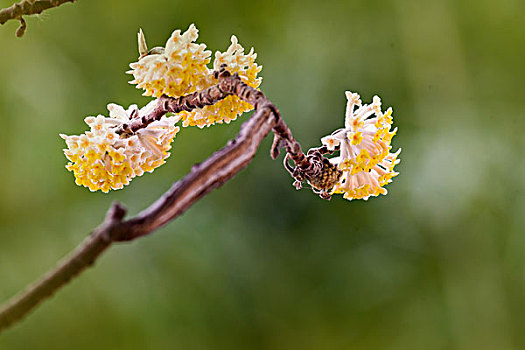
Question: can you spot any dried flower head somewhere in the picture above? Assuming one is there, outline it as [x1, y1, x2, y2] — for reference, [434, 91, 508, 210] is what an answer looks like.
[61, 101, 180, 192]
[180, 35, 263, 128]
[320, 91, 401, 200]
[128, 24, 212, 98]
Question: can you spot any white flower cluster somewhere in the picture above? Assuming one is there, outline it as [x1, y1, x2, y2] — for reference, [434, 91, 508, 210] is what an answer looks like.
[321, 91, 401, 200]
[128, 24, 212, 98]
[181, 35, 263, 127]
[61, 101, 180, 192]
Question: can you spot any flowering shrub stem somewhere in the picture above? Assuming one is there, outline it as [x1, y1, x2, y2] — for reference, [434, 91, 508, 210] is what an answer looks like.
[117, 68, 239, 135]
[0, 0, 76, 37]
[0, 67, 311, 333]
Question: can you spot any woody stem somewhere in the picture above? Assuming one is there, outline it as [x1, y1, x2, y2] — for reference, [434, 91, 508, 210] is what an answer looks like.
[0, 67, 313, 333]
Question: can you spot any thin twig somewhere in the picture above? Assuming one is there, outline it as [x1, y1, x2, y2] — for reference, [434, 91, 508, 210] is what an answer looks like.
[0, 68, 310, 333]
[0, 0, 76, 36]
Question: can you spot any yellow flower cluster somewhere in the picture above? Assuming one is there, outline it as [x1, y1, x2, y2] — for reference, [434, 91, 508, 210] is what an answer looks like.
[128, 24, 212, 98]
[128, 25, 262, 127]
[61, 102, 179, 192]
[180, 36, 263, 128]
[320, 91, 401, 201]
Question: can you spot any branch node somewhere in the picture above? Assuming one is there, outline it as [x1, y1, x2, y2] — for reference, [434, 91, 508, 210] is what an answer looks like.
[282, 147, 342, 200]
[95, 202, 128, 243]
[270, 134, 286, 159]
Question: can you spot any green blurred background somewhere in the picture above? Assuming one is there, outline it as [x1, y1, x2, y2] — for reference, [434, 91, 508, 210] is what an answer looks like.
[0, 0, 524, 348]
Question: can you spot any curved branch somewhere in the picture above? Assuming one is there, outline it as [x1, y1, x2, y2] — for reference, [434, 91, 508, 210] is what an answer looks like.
[0, 0, 76, 36]
[0, 69, 307, 333]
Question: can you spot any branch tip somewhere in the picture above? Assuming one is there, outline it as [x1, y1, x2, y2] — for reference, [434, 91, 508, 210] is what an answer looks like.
[107, 202, 127, 222]
[15, 16, 26, 37]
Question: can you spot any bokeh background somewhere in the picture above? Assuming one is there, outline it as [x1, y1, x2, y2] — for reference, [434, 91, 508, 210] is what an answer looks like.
[0, 0, 524, 348]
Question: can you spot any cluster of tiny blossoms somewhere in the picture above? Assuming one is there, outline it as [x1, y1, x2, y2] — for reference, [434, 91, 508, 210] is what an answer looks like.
[128, 24, 262, 128]
[61, 101, 179, 193]
[320, 91, 401, 201]
[179, 36, 262, 128]
[128, 24, 212, 98]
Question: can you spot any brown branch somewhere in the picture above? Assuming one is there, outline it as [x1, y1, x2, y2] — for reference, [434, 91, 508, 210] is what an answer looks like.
[116, 69, 237, 135]
[0, 0, 76, 37]
[0, 68, 312, 333]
